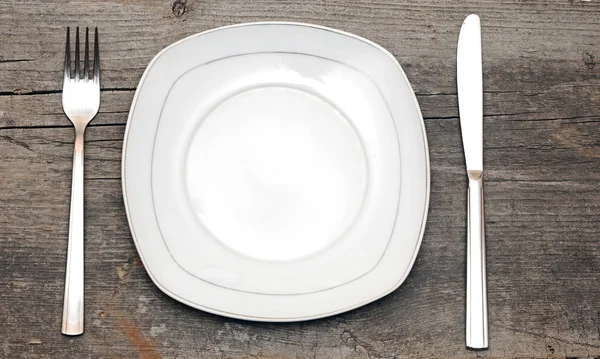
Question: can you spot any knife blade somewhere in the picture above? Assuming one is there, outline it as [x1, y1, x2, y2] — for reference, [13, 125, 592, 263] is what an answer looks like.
[457, 13, 488, 350]
[458, 14, 483, 176]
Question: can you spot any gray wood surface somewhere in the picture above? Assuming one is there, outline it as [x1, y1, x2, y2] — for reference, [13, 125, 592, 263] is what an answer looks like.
[1, 0, 599, 358]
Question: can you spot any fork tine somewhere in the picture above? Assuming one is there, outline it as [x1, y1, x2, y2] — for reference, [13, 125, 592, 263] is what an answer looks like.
[84, 28, 90, 81]
[74, 27, 80, 80]
[93, 28, 99, 84]
[64, 27, 70, 83]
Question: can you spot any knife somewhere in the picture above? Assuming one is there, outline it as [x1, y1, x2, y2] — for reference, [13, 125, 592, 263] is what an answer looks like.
[457, 14, 488, 350]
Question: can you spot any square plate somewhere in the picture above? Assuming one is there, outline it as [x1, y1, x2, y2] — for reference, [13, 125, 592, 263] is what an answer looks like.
[122, 22, 429, 321]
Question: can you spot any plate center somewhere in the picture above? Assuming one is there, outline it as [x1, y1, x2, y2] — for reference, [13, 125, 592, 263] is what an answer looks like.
[185, 85, 368, 261]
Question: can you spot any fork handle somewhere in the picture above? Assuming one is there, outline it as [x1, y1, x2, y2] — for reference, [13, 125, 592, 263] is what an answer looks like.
[62, 128, 85, 335]
[466, 175, 488, 349]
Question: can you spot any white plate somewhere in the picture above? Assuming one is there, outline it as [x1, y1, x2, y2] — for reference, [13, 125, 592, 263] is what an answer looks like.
[123, 22, 430, 321]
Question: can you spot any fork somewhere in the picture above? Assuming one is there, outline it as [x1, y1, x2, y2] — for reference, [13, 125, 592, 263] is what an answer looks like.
[61, 27, 100, 336]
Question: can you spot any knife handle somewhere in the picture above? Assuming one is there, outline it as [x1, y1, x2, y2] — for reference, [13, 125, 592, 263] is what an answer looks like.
[466, 174, 488, 349]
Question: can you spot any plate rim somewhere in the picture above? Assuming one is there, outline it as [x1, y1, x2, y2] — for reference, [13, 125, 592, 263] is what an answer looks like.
[121, 21, 431, 321]
[153, 52, 402, 295]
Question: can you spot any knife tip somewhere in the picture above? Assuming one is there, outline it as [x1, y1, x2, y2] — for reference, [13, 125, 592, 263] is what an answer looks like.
[464, 14, 480, 25]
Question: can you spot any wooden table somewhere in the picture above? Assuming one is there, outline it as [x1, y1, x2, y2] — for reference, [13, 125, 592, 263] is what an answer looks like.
[1, 1, 599, 358]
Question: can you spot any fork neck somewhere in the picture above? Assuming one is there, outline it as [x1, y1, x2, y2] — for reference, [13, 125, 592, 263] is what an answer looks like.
[73, 123, 87, 137]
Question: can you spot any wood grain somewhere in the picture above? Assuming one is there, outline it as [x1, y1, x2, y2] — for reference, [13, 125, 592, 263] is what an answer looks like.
[1, 0, 599, 358]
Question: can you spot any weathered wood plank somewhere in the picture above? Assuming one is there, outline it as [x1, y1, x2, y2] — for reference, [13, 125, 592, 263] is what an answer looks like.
[0, 0, 599, 93]
[1, 121, 599, 358]
[0, 90, 133, 129]
[0, 0, 599, 358]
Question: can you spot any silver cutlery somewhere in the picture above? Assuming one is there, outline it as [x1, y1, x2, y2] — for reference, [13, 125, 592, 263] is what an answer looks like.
[457, 14, 488, 349]
[61, 27, 100, 336]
